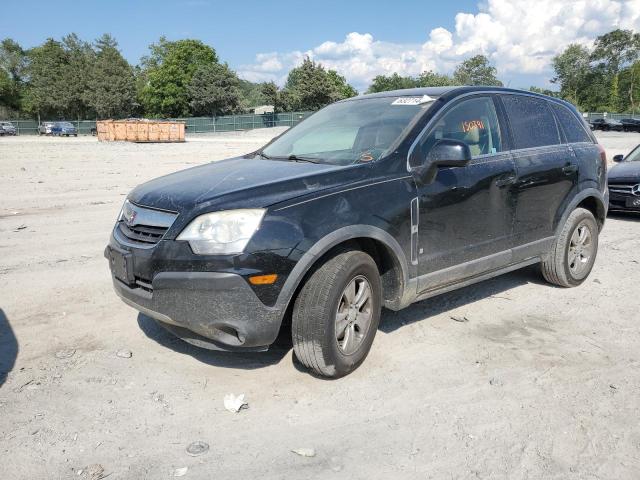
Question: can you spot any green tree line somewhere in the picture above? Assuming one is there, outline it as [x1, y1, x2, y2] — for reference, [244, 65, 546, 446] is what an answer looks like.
[0, 34, 358, 120]
[2, 28, 639, 120]
[551, 29, 640, 113]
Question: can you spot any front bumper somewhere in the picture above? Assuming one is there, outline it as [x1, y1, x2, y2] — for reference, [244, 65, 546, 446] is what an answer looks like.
[107, 244, 286, 351]
[608, 187, 640, 212]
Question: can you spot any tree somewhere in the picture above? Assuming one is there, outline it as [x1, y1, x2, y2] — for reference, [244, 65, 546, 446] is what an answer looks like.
[529, 86, 560, 97]
[23, 39, 69, 118]
[453, 55, 502, 86]
[282, 57, 357, 111]
[260, 81, 281, 112]
[86, 34, 136, 118]
[367, 73, 418, 93]
[416, 70, 455, 87]
[551, 44, 591, 107]
[591, 29, 640, 75]
[139, 38, 218, 117]
[0, 38, 27, 113]
[327, 70, 358, 98]
[188, 63, 242, 116]
[238, 79, 266, 110]
[60, 33, 94, 119]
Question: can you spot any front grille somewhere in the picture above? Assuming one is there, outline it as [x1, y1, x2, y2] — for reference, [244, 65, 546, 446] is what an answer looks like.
[118, 222, 168, 245]
[114, 200, 177, 247]
[609, 183, 638, 196]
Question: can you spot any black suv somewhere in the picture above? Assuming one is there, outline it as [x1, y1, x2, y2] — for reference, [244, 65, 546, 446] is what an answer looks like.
[106, 87, 608, 377]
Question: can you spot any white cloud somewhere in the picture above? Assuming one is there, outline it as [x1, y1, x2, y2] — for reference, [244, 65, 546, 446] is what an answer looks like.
[236, 0, 640, 91]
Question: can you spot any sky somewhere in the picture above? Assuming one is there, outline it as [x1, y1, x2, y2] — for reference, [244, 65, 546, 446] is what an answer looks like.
[2, 0, 640, 92]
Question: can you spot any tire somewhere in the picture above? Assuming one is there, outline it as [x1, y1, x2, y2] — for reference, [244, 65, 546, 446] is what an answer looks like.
[292, 249, 382, 378]
[541, 208, 599, 287]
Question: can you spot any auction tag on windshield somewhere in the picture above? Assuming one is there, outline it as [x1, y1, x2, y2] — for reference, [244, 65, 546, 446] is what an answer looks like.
[392, 95, 435, 106]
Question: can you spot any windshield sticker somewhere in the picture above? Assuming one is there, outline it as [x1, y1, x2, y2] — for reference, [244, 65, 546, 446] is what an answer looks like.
[392, 95, 435, 106]
[462, 120, 485, 132]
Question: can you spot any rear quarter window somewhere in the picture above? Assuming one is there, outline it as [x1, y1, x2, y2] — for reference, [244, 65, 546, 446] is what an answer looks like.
[549, 102, 592, 143]
[501, 95, 560, 149]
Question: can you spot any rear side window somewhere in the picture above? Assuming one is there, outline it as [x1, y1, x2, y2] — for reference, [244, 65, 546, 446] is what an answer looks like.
[549, 103, 592, 143]
[501, 95, 560, 149]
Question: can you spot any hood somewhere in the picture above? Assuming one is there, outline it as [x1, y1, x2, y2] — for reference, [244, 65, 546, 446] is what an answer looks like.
[608, 161, 640, 182]
[128, 156, 362, 213]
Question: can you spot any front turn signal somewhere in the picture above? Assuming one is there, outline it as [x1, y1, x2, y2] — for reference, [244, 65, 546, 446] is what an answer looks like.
[249, 274, 278, 285]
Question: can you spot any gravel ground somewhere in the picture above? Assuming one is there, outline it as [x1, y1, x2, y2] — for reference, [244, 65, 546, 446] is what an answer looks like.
[1, 129, 639, 479]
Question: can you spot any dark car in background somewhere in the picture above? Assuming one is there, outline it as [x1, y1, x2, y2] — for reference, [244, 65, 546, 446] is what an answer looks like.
[0, 121, 17, 136]
[51, 121, 78, 137]
[620, 118, 640, 132]
[107, 86, 608, 377]
[590, 118, 624, 131]
[608, 145, 640, 212]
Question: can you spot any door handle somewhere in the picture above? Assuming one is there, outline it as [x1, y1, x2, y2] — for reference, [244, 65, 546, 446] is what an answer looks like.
[562, 164, 578, 174]
[495, 174, 516, 187]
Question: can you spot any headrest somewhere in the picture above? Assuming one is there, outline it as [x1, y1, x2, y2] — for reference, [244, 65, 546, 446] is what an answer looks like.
[376, 124, 403, 147]
[463, 126, 481, 144]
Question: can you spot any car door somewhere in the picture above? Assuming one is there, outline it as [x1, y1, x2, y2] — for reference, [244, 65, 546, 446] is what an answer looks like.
[499, 94, 578, 256]
[409, 94, 518, 293]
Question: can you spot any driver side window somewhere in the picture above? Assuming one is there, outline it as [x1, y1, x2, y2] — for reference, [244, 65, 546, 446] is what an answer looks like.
[419, 96, 502, 161]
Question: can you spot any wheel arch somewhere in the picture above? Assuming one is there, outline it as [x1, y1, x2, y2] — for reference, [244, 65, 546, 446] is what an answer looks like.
[555, 188, 607, 237]
[274, 225, 412, 322]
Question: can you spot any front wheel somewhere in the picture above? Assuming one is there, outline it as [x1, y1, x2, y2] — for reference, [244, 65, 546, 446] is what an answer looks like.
[292, 249, 382, 378]
[541, 208, 599, 287]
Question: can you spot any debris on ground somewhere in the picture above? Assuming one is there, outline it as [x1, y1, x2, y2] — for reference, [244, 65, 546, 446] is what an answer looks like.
[291, 448, 316, 457]
[14, 224, 27, 232]
[489, 377, 504, 387]
[116, 349, 132, 359]
[54, 348, 76, 359]
[450, 315, 469, 323]
[173, 467, 188, 477]
[224, 393, 248, 413]
[186, 441, 209, 456]
[77, 463, 106, 480]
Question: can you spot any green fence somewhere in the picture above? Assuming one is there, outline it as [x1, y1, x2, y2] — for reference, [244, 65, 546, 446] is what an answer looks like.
[3, 112, 313, 136]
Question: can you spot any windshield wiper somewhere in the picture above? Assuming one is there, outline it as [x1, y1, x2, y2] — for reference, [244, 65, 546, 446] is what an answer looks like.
[286, 154, 320, 164]
[257, 152, 321, 163]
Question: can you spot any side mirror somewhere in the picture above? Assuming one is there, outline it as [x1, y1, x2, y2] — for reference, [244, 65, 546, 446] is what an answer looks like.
[413, 139, 472, 184]
[613, 154, 624, 163]
[427, 139, 473, 167]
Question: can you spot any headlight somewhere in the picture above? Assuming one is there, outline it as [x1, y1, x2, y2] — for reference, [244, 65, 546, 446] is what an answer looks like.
[177, 209, 266, 255]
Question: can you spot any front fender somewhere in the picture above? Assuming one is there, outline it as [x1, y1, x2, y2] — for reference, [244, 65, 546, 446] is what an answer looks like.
[273, 224, 413, 316]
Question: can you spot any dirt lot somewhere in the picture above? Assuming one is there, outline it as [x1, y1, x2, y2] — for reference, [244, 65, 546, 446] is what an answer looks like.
[1, 130, 640, 479]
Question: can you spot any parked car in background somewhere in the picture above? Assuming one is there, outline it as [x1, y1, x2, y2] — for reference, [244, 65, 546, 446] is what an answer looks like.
[106, 86, 608, 378]
[590, 118, 624, 131]
[620, 118, 640, 132]
[38, 122, 56, 135]
[51, 122, 78, 137]
[608, 144, 640, 213]
[0, 121, 17, 136]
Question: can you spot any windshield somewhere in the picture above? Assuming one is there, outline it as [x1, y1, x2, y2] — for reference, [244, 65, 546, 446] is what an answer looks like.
[625, 145, 640, 162]
[261, 96, 433, 165]
[59, 122, 74, 128]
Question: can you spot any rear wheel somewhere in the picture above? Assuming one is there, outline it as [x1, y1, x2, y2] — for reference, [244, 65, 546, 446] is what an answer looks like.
[292, 249, 382, 378]
[541, 208, 598, 287]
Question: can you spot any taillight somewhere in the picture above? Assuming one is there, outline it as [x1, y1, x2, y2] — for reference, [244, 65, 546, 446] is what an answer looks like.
[596, 143, 607, 187]
[597, 143, 607, 172]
